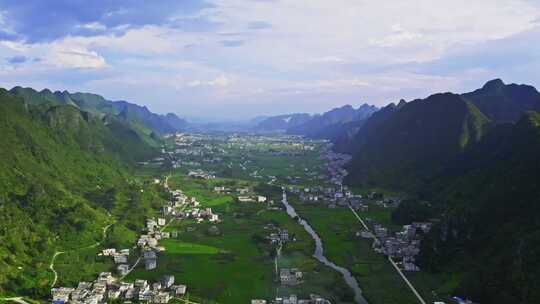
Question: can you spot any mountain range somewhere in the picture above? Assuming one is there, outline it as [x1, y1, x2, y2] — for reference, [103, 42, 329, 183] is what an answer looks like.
[253, 104, 378, 138]
[344, 79, 540, 190]
[9, 87, 187, 136]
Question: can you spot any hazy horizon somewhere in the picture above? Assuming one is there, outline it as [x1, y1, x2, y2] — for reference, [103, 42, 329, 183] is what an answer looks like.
[1, 0, 540, 119]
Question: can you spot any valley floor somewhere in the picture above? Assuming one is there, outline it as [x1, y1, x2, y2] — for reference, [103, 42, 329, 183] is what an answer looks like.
[8, 133, 454, 304]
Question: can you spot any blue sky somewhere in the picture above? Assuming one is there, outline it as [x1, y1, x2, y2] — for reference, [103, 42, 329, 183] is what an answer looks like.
[0, 0, 539, 120]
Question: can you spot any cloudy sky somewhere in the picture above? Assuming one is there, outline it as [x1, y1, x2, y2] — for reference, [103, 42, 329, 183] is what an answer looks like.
[1, 0, 540, 120]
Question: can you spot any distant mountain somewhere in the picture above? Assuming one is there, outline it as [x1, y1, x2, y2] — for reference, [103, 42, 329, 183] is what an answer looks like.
[9, 87, 186, 135]
[333, 102, 400, 152]
[253, 113, 312, 132]
[113, 100, 187, 135]
[462, 78, 540, 123]
[345, 93, 490, 190]
[253, 104, 377, 136]
[288, 104, 378, 138]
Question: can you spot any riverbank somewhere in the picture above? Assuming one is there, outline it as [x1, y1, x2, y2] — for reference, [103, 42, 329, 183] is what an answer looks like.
[286, 194, 420, 304]
[282, 190, 367, 304]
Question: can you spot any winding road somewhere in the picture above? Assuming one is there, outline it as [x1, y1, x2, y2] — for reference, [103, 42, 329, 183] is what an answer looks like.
[49, 223, 113, 287]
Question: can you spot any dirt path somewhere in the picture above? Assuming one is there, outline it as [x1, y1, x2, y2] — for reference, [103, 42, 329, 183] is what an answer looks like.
[0, 297, 32, 304]
[49, 223, 113, 287]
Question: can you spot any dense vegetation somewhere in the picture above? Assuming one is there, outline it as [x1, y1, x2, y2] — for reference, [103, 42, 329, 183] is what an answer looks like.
[417, 112, 540, 304]
[341, 79, 540, 304]
[462, 78, 540, 123]
[345, 93, 490, 190]
[0, 89, 164, 297]
[9, 86, 186, 137]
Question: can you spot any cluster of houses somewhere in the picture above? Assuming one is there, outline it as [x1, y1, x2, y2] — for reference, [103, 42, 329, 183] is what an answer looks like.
[213, 185, 269, 204]
[187, 169, 216, 179]
[251, 294, 331, 304]
[279, 268, 303, 286]
[51, 273, 187, 304]
[162, 189, 221, 223]
[362, 219, 433, 272]
[293, 185, 365, 210]
[319, 150, 351, 186]
[266, 227, 290, 244]
[100, 248, 131, 276]
[136, 217, 172, 270]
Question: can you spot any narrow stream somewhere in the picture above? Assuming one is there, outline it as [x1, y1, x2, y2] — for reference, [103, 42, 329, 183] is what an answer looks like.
[281, 190, 368, 304]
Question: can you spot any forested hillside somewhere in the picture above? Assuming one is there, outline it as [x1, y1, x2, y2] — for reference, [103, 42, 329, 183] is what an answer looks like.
[9, 87, 186, 137]
[345, 93, 490, 190]
[340, 79, 540, 304]
[417, 112, 540, 304]
[0, 90, 165, 296]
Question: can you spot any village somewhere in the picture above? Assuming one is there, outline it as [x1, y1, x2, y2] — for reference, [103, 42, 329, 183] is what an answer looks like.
[50, 174, 230, 304]
[165, 133, 435, 300]
[50, 132, 444, 304]
[287, 146, 433, 274]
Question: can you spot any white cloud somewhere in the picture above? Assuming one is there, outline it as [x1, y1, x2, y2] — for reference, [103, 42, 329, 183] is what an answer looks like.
[187, 75, 233, 88]
[1, 0, 540, 118]
[77, 22, 107, 31]
[200, 0, 540, 66]
[369, 24, 423, 47]
[46, 45, 106, 69]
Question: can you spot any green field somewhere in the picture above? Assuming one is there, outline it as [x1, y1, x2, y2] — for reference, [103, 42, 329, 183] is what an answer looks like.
[125, 173, 355, 303]
[160, 240, 221, 255]
[18, 133, 448, 304]
[288, 196, 420, 304]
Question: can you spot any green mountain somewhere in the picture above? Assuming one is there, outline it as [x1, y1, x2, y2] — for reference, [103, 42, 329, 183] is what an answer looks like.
[340, 80, 540, 303]
[415, 111, 540, 304]
[345, 93, 490, 190]
[462, 79, 540, 123]
[8, 87, 186, 136]
[0, 89, 163, 296]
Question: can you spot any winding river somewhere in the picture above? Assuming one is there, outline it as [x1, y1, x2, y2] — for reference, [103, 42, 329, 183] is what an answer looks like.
[281, 190, 368, 304]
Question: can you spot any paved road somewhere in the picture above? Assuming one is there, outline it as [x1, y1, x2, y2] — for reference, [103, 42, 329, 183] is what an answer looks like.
[388, 256, 427, 304]
[348, 206, 427, 304]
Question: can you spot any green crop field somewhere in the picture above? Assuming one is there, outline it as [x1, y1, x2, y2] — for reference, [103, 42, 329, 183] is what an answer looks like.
[125, 172, 356, 304]
[288, 196, 420, 304]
